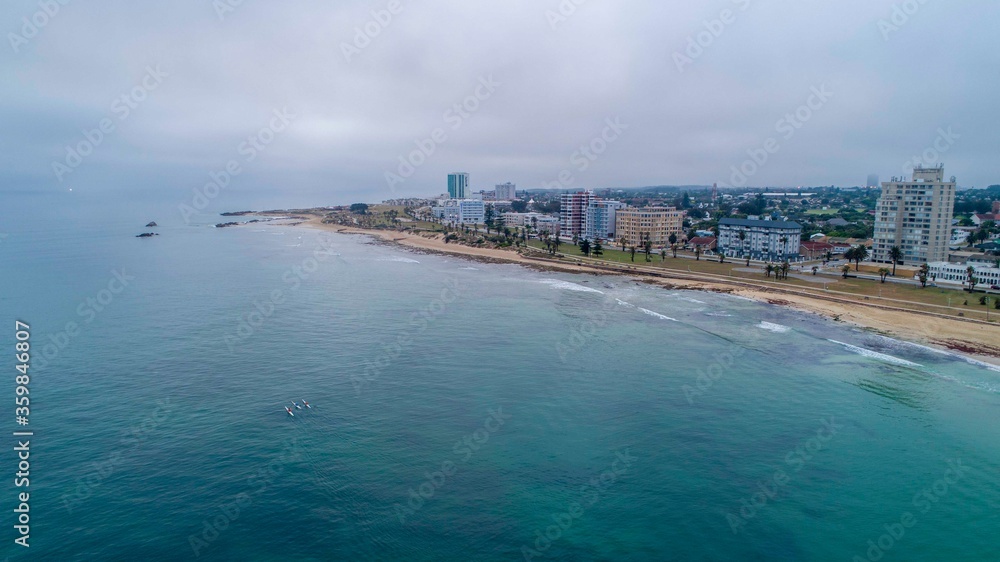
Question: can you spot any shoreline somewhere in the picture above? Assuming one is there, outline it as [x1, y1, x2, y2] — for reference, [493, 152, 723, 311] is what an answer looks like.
[287, 215, 1000, 366]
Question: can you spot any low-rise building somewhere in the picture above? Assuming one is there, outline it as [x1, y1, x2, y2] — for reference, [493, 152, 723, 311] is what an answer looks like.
[927, 262, 1000, 288]
[433, 199, 484, 224]
[718, 218, 802, 260]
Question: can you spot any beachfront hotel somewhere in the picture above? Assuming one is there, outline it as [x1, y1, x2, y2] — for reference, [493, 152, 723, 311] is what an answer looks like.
[718, 218, 802, 260]
[872, 166, 956, 265]
[433, 198, 484, 224]
[614, 207, 685, 247]
[448, 173, 470, 199]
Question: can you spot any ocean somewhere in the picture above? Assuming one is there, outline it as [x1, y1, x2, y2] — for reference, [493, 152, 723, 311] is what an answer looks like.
[1, 189, 998, 561]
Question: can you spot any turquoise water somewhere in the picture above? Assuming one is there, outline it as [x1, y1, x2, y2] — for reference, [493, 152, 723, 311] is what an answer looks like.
[1, 190, 998, 561]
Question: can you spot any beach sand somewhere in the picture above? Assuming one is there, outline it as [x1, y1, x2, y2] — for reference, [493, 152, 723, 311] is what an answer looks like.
[299, 217, 1000, 366]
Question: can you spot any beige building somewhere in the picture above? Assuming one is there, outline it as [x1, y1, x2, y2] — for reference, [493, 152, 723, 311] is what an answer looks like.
[614, 207, 684, 247]
[872, 166, 955, 265]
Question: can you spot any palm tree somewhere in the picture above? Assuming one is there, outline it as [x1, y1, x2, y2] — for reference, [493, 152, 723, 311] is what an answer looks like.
[718, 251, 725, 263]
[643, 234, 653, 262]
[671, 244, 679, 258]
[572, 234, 579, 248]
[619, 236, 628, 252]
[552, 234, 561, 254]
[888, 246, 903, 276]
[695, 247, 701, 261]
[841, 264, 851, 278]
[629, 246, 637, 262]
[812, 266, 819, 276]
[660, 248, 666, 262]
[878, 267, 891, 283]
[918, 263, 930, 288]
[738, 229, 747, 257]
[849, 245, 868, 271]
[780, 261, 791, 280]
[966, 266, 978, 292]
[764, 264, 774, 278]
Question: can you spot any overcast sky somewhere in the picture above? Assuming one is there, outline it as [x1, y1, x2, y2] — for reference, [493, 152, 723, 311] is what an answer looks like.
[2, 0, 998, 203]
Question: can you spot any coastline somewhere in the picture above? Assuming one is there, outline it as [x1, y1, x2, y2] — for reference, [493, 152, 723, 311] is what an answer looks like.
[291, 216, 1000, 367]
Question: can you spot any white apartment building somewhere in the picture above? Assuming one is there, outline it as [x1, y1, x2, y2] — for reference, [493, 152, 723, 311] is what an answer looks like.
[584, 200, 626, 241]
[718, 218, 802, 260]
[560, 191, 594, 239]
[494, 182, 517, 201]
[433, 199, 484, 224]
[872, 166, 956, 265]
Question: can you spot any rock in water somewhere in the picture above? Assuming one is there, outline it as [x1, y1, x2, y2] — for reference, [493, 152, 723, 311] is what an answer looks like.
[146, 221, 158, 227]
[136, 232, 159, 238]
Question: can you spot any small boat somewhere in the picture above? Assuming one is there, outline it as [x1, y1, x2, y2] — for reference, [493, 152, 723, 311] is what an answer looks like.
[302, 400, 312, 409]
[285, 407, 295, 417]
[292, 401, 302, 410]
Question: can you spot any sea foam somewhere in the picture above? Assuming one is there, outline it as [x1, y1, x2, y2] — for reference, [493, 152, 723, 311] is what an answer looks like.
[828, 340, 922, 367]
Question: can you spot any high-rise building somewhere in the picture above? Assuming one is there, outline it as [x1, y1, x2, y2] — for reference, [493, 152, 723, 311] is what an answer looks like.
[614, 208, 685, 247]
[867, 174, 879, 188]
[584, 200, 626, 241]
[494, 182, 517, 201]
[448, 173, 469, 199]
[872, 166, 955, 265]
[560, 191, 593, 239]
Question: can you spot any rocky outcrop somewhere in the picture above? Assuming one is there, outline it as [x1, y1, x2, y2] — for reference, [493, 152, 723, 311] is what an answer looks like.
[215, 222, 240, 228]
[136, 232, 159, 238]
[145, 221, 158, 227]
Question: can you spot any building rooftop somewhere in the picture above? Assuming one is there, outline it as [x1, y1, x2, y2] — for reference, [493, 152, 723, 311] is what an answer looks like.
[719, 218, 802, 229]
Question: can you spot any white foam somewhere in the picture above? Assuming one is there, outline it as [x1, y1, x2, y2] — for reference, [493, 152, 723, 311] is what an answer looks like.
[704, 311, 733, 317]
[539, 280, 604, 294]
[757, 321, 791, 333]
[615, 299, 635, 308]
[670, 293, 707, 304]
[828, 340, 922, 367]
[876, 336, 1000, 373]
[378, 256, 420, 264]
[459, 267, 479, 271]
[638, 308, 678, 322]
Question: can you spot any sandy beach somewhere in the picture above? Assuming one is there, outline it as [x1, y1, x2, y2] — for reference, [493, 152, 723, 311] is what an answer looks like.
[297, 217, 1000, 366]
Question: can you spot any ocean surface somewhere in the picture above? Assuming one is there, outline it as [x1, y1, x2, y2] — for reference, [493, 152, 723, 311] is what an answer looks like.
[1, 189, 999, 561]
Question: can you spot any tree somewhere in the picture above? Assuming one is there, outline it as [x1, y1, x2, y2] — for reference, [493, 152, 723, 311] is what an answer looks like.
[849, 245, 868, 271]
[812, 266, 819, 276]
[484, 206, 495, 233]
[966, 266, 978, 292]
[738, 230, 747, 257]
[572, 234, 579, 247]
[668, 233, 678, 246]
[841, 264, 851, 278]
[592, 240, 603, 257]
[764, 264, 774, 278]
[580, 239, 591, 256]
[350, 203, 369, 214]
[695, 247, 701, 261]
[643, 235, 653, 262]
[878, 267, 891, 283]
[619, 236, 628, 252]
[552, 234, 561, 254]
[671, 244, 678, 258]
[918, 263, 930, 288]
[629, 246, 637, 262]
[888, 246, 903, 276]
[719, 251, 725, 263]
[510, 200, 528, 213]
[660, 248, 666, 261]
[780, 261, 790, 280]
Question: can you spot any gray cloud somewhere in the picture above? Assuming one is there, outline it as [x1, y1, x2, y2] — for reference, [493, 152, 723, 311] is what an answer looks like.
[2, 0, 998, 202]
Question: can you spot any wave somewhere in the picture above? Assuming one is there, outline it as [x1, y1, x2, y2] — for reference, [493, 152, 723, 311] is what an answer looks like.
[874, 336, 1000, 373]
[757, 321, 791, 333]
[378, 257, 420, 264]
[459, 267, 479, 271]
[615, 299, 635, 308]
[670, 293, 707, 304]
[828, 340, 922, 367]
[704, 311, 733, 317]
[638, 307, 678, 322]
[539, 279, 604, 294]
